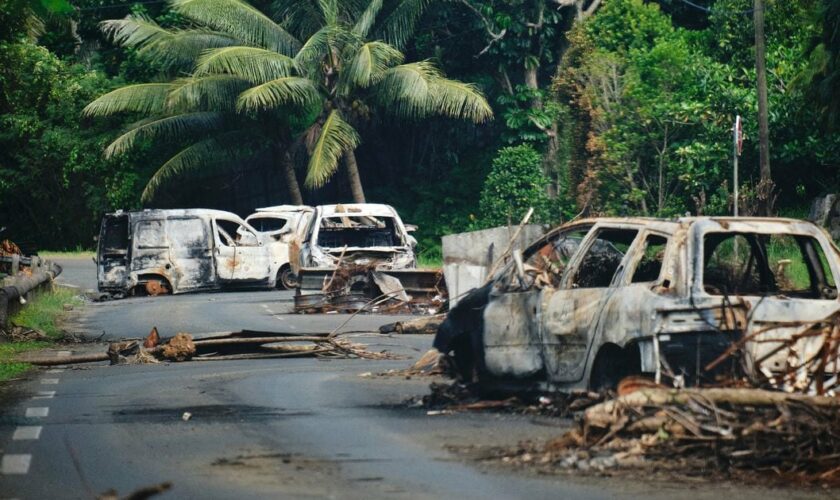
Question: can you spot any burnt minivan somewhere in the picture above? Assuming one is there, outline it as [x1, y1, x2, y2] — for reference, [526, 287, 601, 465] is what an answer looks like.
[97, 209, 274, 296]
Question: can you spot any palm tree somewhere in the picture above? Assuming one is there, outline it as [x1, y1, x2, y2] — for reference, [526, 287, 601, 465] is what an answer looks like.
[85, 0, 492, 203]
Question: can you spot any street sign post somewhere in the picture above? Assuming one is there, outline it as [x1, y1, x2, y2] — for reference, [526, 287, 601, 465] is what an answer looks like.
[733, 115, 743, 216]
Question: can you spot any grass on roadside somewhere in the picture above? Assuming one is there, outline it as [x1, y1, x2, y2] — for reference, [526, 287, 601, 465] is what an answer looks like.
[0, 341, 50, 381]
[11, 286, 82, 338]
[38, 248, 94, 259]
[0, 286, 82, 382]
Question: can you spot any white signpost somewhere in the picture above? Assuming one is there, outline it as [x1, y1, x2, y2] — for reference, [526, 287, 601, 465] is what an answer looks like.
[733, 115, 743, 216]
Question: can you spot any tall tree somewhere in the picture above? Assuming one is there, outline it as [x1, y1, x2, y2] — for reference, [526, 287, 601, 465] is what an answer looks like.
[753, 0, 773, 215]
[84, 0, 492, 204]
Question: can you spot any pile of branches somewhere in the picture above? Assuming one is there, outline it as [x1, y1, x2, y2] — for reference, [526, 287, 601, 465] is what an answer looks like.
[707, 309, 840, 396]
[505, 388, 840, 485]
[21, 328, 398, 366]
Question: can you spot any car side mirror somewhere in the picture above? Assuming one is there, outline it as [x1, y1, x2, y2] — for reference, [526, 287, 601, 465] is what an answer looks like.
[405, 224, 418, 233]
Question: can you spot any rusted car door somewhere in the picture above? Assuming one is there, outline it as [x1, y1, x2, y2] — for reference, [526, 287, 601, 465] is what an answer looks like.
[540, 226, 641, 383]
[482, 226, 590, 379]
[213, 217, 270, 282]
[130, 218, 168, 277]
[166, 216, 214, 291]
[97, 213, 129, 291]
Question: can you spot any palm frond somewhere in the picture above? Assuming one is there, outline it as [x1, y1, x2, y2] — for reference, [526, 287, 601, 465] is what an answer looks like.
[294, 24, 355, 68]
[236, 77, 322, 112]
[427, 78, 493, 123]
[272, 0, 325, 40]
[375, 61, 492, 122]
[194, 46, 298, 83]
[101, 16, 237, 70]
[376, 0, 433, 49]
[83, 83, 175, 117]
[305, 110, 359, 188]
[341, 41, 403, 90]
[104, 112, 225, 158]
[352, 0, 383, 37]
[318, 0, 339, 25]
[172, 0, 300, 55]
[142, 131, 263, 202]
[167, 75, 253, 112]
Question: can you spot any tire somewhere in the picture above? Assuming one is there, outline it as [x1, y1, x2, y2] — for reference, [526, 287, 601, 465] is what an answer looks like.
[277, 266, 298, 290]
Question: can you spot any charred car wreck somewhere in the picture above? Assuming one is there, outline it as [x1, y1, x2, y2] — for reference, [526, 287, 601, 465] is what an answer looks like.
[435, 217, 840, 391]
[294, 204, 445, 313]
[97, 209, 279, 296]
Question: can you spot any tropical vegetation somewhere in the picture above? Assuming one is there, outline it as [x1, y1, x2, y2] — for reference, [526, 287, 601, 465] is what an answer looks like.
[0, 0, 838, 254]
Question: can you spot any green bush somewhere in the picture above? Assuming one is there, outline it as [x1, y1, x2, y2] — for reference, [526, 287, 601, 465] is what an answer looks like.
[476, 144, 551, 228]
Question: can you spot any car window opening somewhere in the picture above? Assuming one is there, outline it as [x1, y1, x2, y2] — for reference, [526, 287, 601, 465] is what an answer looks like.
[317, 216, 401, 248]
[631, 234, 668, 283]
[703, 232, 838, 299]
[573, 229, 639, 289]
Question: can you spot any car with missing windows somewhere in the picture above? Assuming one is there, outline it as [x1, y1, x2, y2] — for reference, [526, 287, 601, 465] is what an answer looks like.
[244, 205, 313, 289]
[96, 209, 278, 296]
[434, 217, 840, 391]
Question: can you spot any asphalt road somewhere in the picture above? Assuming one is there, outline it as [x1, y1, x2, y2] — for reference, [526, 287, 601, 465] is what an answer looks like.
[0, 259, 828, 499]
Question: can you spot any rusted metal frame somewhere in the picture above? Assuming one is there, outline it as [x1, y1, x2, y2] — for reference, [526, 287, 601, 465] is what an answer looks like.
[0, 260, 61, 329]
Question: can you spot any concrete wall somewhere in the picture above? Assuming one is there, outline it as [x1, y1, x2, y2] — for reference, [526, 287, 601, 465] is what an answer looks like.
[442, 225, 545, 307]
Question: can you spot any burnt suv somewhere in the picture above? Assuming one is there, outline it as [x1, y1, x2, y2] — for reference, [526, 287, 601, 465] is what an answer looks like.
[434, 217, 840, 391]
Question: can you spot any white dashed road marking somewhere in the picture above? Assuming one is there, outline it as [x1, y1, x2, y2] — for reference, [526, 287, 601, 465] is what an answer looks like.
[12, 426, 42, 441]
[57, 351, 72, 357]
[25, 407, 49, 418]
[46, 369, 64, 373]
[1, 454, 32, 474]
[41, 378, 59, 385]
[33, 391, 55, 399]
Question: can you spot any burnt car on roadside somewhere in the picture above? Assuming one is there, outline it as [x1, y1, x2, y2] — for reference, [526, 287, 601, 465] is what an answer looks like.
[434, 217, 840, 391]
[295, 203, 417, 273]
[97, 209, 278, 296]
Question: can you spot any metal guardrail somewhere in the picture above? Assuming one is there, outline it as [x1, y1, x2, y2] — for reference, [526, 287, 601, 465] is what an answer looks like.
[0, 255, 62, 330]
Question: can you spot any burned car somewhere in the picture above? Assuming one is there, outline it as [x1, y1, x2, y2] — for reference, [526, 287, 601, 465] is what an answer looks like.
[294, 204, 448, 312]
[435, 217, 840, 391]
[245, 205, 313, 289]
[97, 209, 277, 296]
[297, 203, 417, 271]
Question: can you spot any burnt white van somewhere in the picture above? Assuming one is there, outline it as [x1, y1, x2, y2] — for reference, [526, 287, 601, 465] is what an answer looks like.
[96, 209, 274, 296]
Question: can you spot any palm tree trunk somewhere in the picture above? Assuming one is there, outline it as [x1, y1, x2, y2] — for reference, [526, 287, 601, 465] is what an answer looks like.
[282, 151, 304, 205]
[344, 149, 366, 203]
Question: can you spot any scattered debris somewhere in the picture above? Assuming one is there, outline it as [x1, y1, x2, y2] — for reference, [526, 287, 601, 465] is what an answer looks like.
[295, 267, 446, 315]
[492, 387, 840, 485]
[182, 412, 192, 421]
[20, 328, 400, 366]
[97, 481, 172, 500]
[379, 315, 445, 335]
[143, 327, 159, 349]
[162, 333, 195, 361]
[409, 380, 604, 418]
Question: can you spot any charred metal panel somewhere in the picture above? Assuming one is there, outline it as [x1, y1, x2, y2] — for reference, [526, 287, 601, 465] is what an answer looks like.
[483, 291, 544, 378]
[540, 287, 605, 382]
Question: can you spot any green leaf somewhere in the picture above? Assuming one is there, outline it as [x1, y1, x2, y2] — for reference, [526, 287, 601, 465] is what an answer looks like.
[304, 110, 360, 188]
[236, 77, 322, 112]
[171, 0, 300, 55]
[104, 112, 225, 158]
[83, 83, 175, 117]
[194, 46, 298, 83]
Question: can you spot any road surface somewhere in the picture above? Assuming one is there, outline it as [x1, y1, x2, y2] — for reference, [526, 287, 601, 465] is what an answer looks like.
[0, 258, 827, 499]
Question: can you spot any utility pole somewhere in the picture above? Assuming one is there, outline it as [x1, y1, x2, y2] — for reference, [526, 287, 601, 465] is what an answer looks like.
[754, 0, 773, 215]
